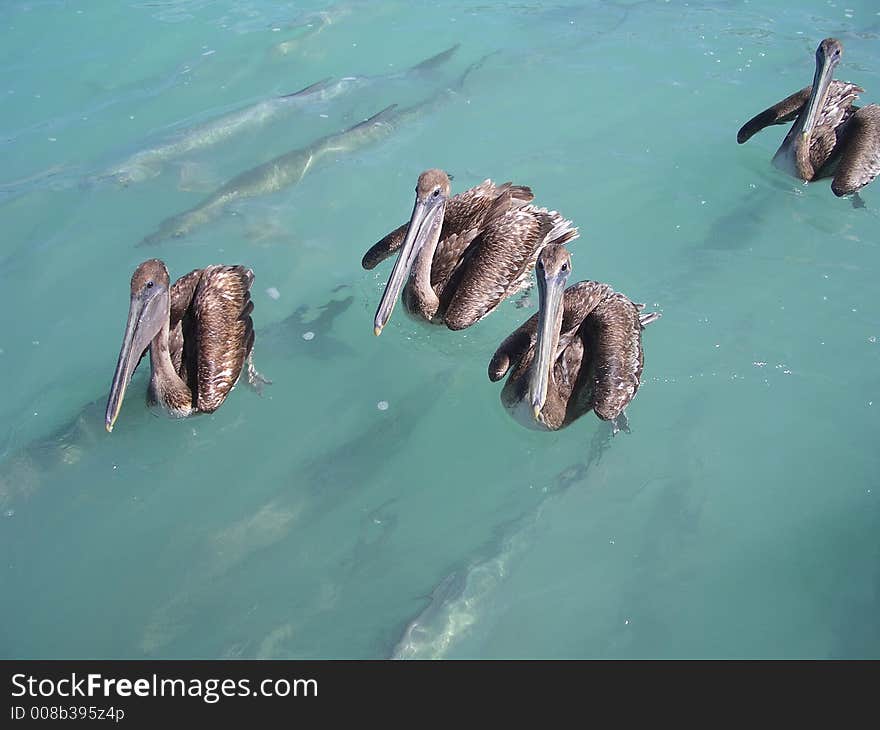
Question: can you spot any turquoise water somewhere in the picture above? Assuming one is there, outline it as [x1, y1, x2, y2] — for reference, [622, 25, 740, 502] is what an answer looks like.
[1, 0, 879, 659]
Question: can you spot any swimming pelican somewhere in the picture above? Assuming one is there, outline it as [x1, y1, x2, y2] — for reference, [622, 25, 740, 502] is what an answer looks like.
[362, 169, 578, 335]
[105, 259, 267, 432]
[488, 244, 660, 433]
[737, 38, 880, 205]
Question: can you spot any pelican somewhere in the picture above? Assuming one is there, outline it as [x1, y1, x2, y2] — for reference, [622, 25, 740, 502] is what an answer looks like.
[488, 244, 660, 433]
[737, 38, 880, 205]
[362, 169, 578, 335]
[105, 259, 267, 432]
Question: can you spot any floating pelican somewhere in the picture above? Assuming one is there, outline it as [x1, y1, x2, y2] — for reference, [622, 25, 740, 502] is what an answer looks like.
[488, 244, 660, 433]
[737, 38, 880, 205]
[363, 169, 578, 335]
[105, 259, 267, 432]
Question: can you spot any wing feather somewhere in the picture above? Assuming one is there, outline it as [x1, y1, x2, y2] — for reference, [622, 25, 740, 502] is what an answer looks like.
[580, 291, 659, 421]
[362, 222, 408, 270]
[831, 104, 880, 196]
[169, 269, 203, 326]
[168, 269, 204, 379]
[737, 87, 811, 143]
[444, 207, 578, 330]
[189, 265, 255, 413]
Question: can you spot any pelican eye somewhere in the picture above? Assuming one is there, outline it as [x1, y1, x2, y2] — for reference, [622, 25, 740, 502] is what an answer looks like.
[146, 280, 154, 289]
[432, 188, 441, 198]
[561, 263, 569, 272]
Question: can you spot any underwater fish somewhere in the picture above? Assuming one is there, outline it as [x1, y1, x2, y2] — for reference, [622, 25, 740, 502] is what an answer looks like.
[138, 103, 400, 245]
[270, 5, 354, 58]
[99, 44, 459, 187]
[139, 62, 475, 247]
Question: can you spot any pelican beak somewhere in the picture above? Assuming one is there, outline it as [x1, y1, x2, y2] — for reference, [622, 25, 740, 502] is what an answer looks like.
[802, 47, 838, 138]
[528, 268, 568, 421]
[373, 193, 445, 336]
[105, 286, 167, 432]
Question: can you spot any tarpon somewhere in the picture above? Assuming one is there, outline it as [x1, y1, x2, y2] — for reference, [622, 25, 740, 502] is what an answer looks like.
[101, 44, 459, 187]
[138, 103, 397, 245]
[138, 58, 477, 247]
[270, 6, 353, 57]
[100, 78, 336, 186]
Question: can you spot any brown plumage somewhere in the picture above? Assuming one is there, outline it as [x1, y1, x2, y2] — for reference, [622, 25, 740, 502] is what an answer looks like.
[363, 169, 578, 335]
[105, 259, 259, 431]
[737, 38, 880, 200]
[489, 245, 660, 432]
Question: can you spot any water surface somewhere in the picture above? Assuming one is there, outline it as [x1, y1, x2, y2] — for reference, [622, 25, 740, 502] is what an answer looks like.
[1, 0, 879, 659]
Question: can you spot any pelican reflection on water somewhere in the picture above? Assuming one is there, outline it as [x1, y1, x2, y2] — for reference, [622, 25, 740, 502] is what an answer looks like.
[489, 244, 660, 433]
[738, 38, 880, 205]
[105, 259, 268, 432]
[363, 169, 578, 335]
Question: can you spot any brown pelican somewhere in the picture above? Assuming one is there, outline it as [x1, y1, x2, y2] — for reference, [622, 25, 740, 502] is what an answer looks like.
[362, 169, 578, 335]
[488, 244, 660, 433]
[105, 259, 267, 432]
[737, 38, 880, 205]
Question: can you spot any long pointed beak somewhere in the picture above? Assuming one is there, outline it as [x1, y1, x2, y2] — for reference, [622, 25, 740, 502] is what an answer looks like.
[528, 271, 567, 420]
[802, 51, 837, 138]
[373, 195, 444, 336]
[105, 290, 165, 432]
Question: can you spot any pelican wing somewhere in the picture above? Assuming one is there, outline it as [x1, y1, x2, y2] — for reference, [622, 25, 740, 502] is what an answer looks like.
[167, 268, 205, 377]
[184, 265, 255, 413]
[488, 320, 536, 382]
[831, 104, 880, 196]
[430, 229, 481, 291]
[443, 206, 577, 331]
[562, 282, 618, 328]
[737, 86, 811, 143]
[448, 179, 534, 217]
[579, 289, 660, 422]
[169, 269, 204, 325]
[432, 181, 534, 290]
[362, 222, 408, 270]
[814, 81, 863, 131]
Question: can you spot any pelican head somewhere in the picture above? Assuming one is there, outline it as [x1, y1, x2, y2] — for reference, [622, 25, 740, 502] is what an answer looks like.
[529, 244, 572, 421]
[802, 38, 844, 139]
[373, 169, 451, 336]
[105, 259, 171, 432]
[816, 37, 843, 68]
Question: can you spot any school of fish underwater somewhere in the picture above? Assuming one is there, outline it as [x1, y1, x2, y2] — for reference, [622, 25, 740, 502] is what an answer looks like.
[2, 0, 879, 659]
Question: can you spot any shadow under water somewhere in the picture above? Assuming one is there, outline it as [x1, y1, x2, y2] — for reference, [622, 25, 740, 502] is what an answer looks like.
[390, 420, 617, 659]
[137, 365, 459, 657]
